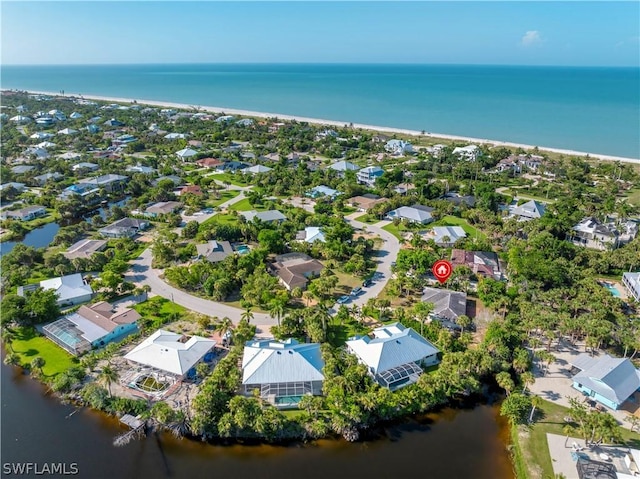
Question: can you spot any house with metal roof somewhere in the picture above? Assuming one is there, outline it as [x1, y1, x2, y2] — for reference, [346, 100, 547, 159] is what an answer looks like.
[99, 218, 149, 239]
[43, 301, 140, 355]
[18, 273, 93, 306]
[0, 205, 47, 222]
[34, 172, 63, 185]
[241, 164, 272, 174]
[175, 148, 198, 160]
[346, 323, 440, 390]
[306, 185, 341, 199]
[356, 166, 384, 187]
[423, 226, 467, 246]
[622, 272, 640, 302]
[296, 226, 326, 244]
[79, 174, 128, 193]
[508, 200, 546, 221]
[328, 160, 359, 175]
[386, 204, 434, 224]
[421, 287, 468, 322]
[125, 330, 216, 379]
[241, 338, 325, 408]
[196, 240, 234, 263]
[241, 209, 287, 224]
[570, 353, 640, 410]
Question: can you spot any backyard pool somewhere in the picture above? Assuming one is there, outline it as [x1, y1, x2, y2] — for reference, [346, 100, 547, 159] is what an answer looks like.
[236, 245, 250, 255]
[602, 282, 622, 297]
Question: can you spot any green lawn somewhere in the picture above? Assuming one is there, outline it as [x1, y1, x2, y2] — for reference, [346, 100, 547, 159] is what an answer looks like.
[200, 213, 240, 226]
[228, 198, 258, 212]
[210, 172, 249, 187]
[133, 296, 189, 329]
[207, 190, 240, 208]
[520, 399, 640, 479]
[353, 213, 381, 225]
[624, 187, 640, 207]
[10, 327, 77, 377]
[382, 222, 407, 240]
[430, 215, 487, 240]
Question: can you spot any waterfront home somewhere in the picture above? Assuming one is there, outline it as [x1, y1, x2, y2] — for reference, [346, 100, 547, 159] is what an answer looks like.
[296, 226, 326, 244]
[18, 273, 93, 306]
[11, 165, 36, 175]
[125, 164, 156, 175]
[72, 162, 100, 172]
[508, 200, 546, 221]
[346, 323, 440, 391]
[241, 164, 272, 175]
[348, 194, 388, 212]
[63, 239, 108, 260]
[421, 287, 468, 322]
[568, 217, 638, 250]
[59, 183, 101, 200]
[570, 353, 640, 410]
[622, 272, 640, 302]
[450, 249, 503, 280]
[125, 330, 215, 379]
[175, 148, 198, 160]
[269, 252, 324, 291]
[426, 144, 446, 157]
[79, 174, 128, 193]
[196, 240, 234, 263]
[328, 160, 359, 175]
[145, 201, 183, 217]
[423, 226, 467, 247]
[34, 172, 63, 185]
[215, 115, 235, 123]
[57, 128, 78, 136]
[43, 301, 140, 355]
[236, 118, 254, 127]
[195, 158, 224, 169]
[241, 339, 325, 408]
[356, 166, 384, 187]
[495, 157, 521, 175]
[384, 139, 414, 155]
[241, 209, 287, 224]
[0, 205, 47, 222]
[306, 185, 340, 199]
[452, 144, 481, 161]
[99, 218, 149, 239]
[386, 204, 434, 224]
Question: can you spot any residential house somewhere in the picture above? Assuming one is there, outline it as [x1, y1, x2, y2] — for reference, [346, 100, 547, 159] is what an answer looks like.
[99, 218, 149, 239]
[236, 119, 254, 127]
[495, 156, 522, 175]
[34, 172, 63, 185]
[568, 217, 638, 250]
[59, 183, 101, 201]
[10, 115, 32, 124]
[241, 210, 287, 224]
[394, 183, 416, 195]
[63, 239, 108, 260]
[307, 185, 340, 199]
[426, 144, 446, 157]
[196, 240, 234, 263]
[452, 145, 481, 161]
[153, 175, 182, 187]
[215, 115, 235, 123]
[423, 226, 467, 247]
[175, 185, 203, 196]
[23, 147, 50, 160]
[269, 252, 324, 290]
[57, 128, 78, 136]
[72, 162, 100, 172]
[421, 287, 468, 322]
[356, 166, 385, 187]
[441, 192, 476, 208]
[386, 204, 434, 224]
[508, 200, 546, 221]
[195, 158, 224, 169]
[241, 339, 325, 408]
[346, 323, 440, 391]
[30, 132, 54, 140]
[570, 353, 640, 410]
[124, 330, 216, 379]
[35, 141, 56, 149]
[103, 118, 124, 127]
[0, 182, 26, 194]
[58, 152, 82, 160]
[450, 249, 503, 280]
[43, 301, 140, 355]
[11, 165, 36, 175]
[219, 160, 249, 172]
[348, 194, 388, 212]
[296, 226, 326, 244]
[0, 205, 47, 222]
[69, 112, 83, 119]
[78, 174, 128, 193]
[125, 164, 156, 175]
[328, 160, 359, 175]
[164, 132, 188, 140]
[241, 165, 272, 175]
[175, 148, 198, 160]
[622, 272, 640, 303]
[385, 139, 414, 155]
[18, 273, 93, 306]
[145, 201, 183, 218]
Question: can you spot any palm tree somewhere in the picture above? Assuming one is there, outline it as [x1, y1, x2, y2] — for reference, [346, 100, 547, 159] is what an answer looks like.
[241, 308, 254, 324]
[30, 357, 45, 377]
[2, 328, 16, 353]
[99, 363, 119, 397]
[142, 284, 152, 301]
[520, 371, 535, 393]
[216, 317, 233, 344]
[496, 371, 515, 396]
[268, 301, 285, 327]
[528, 395, 542, 423]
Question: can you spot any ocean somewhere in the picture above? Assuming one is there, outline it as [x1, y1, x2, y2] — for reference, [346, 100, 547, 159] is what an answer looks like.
[1, 63, 638, 158]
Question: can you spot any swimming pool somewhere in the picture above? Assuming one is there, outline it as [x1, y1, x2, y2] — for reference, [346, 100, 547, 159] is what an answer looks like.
[236, 245, 250, 255]
[602, 283, 622, 297]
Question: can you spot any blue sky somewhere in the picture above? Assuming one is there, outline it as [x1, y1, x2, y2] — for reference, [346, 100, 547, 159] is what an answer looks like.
[2, 2, 639, 66]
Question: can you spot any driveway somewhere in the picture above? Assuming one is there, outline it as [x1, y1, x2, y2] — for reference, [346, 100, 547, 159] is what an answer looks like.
[126, 249, 277, 326]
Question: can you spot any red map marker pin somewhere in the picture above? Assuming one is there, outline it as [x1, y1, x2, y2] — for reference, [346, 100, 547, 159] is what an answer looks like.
[432, 260, 452, 284]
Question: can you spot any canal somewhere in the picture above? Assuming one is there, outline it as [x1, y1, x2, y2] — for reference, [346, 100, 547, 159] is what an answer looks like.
[1, 362, 515, 479]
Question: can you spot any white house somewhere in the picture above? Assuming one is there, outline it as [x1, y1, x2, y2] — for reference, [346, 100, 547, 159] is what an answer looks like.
[385, 139, 414, 155]
[57, 128, 78, 136]
[568, 217, 638, 250]
[18, 273, 93, 306]
[386, 204, 434, 224]
[423, 226, 467, 246]
[346, 323, 440, 391]
[356, 166, 385, 187]
[622, 272, 640, 303]
[241, 165, 272, 174]
[296, 226, 326, 244]
[124, 329, 216, 379]
[508, 200, 546, 221]
[241, 210, 287, 223]
[328, 160, 359, 174]
[452, 145, 481, 161]
[241, 339, 325, 408]
[175, 148, 198, 160]
[164, 133, 188, 140]
[30, 132, 54, 140]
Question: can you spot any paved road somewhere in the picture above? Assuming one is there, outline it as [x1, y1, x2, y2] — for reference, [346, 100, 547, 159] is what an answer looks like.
[127, 249, 277, 325]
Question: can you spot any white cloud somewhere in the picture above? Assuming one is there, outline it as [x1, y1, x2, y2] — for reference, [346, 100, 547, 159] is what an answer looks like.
[521, 30, 543, 47]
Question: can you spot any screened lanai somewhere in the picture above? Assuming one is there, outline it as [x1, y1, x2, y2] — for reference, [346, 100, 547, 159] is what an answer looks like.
[375, 362, 423, 391]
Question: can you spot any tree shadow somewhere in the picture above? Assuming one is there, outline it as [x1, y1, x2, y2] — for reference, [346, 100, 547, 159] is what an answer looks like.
[21, 348, 39, 358]
[541, 390, 561, 401]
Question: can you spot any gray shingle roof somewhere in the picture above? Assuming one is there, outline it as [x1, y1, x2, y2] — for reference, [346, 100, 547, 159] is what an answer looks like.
[421, 287, 467, 321]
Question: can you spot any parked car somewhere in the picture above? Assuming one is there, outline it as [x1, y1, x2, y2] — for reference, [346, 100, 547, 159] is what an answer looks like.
[362, 279, 373, 287]
[337, 295, 351, 304]
[350, 287, 363, 296]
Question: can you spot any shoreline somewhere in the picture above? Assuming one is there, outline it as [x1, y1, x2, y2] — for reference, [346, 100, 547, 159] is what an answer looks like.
[8, 88, 640, 164]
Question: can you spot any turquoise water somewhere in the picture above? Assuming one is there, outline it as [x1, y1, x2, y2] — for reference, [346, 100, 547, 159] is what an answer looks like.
[603, 283, 622, 297]
[1, 64, 638, 158]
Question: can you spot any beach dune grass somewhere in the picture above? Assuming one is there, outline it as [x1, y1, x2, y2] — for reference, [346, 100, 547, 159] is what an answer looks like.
[10, 327, 77, 377]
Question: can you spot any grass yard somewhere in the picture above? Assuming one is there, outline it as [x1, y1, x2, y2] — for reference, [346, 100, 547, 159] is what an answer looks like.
[210, 172, 249, 187]
[200, 213, 240, 227]
[332, 270, 365, 295]
[228, 198, 263, 212]
[10, 327, 77, 377]
[353, 213, 381, 225]
[430, 215, 487, 240]
[518, 399, 640, 479]
[382, 222, 408, 240]
[207, 190, 240, 208]
[624, 187, 640, 207]
[133, 296, 189, 329]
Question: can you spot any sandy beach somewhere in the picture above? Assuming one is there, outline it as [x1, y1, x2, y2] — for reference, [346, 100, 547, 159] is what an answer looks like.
[14, 89, 640, 164]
